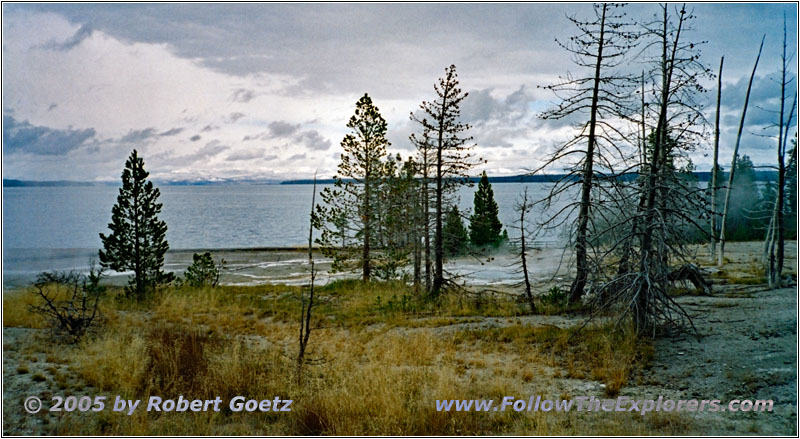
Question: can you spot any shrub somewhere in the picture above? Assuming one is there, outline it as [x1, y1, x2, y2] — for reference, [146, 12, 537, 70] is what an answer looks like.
[182, 252, 224, 287]
[28, 268, 104, 342]
[541, 286, 568, 308]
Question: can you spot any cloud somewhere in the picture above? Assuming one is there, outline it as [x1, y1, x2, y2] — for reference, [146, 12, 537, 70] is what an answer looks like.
[40, 23, 93, 51]
[227, 112, 246, 123]
[268, 120, 300, 137]
[157, 140, 230, 166]
[459, 86, 539, 148]
[295, 129, 331, 150]
[119, 127, 157, 143]
[2, 4, 796, 180]
[3, 115, 96, 155]
[226, 149, 264, 161]
[231, 88, 256, 103]
[159, 127, 184, 136]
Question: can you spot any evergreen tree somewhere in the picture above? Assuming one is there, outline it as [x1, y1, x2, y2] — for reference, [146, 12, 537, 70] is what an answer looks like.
[410, 65, 479, 297]
[315, 93, 389, 282]
[99, 149, 173, 299]
[183, 252, 222, 287]
[443, 205, 469, 256]
[469, 171, 503, 246]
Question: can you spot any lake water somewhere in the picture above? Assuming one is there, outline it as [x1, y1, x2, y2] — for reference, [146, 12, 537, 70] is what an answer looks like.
[3, 183, 571, 287]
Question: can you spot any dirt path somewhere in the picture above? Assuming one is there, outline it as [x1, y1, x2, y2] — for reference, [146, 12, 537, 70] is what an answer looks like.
[638, 286, 797, 435]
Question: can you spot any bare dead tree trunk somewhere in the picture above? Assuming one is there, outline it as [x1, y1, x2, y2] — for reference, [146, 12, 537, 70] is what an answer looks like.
[719, 36, 764, 266]
[710, 56, 724, 262]
[518, 190, 536, 313]
[767, 19, 795, 289]
[298, 175, 318, 383]
[569, 3, 607, 305]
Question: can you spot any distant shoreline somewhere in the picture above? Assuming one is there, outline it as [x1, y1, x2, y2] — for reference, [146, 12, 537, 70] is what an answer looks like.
[2, 170, 781, 187]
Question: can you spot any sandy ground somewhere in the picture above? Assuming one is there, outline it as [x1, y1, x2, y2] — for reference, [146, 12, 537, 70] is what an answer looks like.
[3, 241, 797, 435]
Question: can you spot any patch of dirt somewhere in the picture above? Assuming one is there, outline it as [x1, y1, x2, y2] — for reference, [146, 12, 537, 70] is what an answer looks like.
[637, 286, 797, 435]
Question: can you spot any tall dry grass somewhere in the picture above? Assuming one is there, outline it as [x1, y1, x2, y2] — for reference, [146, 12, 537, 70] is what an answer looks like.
[3, 281, 680, 435]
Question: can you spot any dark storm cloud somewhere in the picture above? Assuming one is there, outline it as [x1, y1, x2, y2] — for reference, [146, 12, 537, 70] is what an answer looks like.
[3, 115, 96, 155]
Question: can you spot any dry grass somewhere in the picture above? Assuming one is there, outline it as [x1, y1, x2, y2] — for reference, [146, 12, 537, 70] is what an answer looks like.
[5, 281, 682, 435]
[3, 290, 47, 328]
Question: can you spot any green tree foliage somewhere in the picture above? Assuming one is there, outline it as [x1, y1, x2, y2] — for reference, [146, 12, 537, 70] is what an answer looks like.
[373, 154, 419, 280]
[443, 205, 469, 256]
[786, 142, 797, 238]
[469, 171, 504, 246]
[99, 149, 173, 299]
[315, 93, 389, 282]
[183, 252, 222, 287]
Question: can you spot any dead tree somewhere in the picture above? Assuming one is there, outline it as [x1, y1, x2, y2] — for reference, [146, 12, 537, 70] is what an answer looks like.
[298, 174, 319, 383]
[537, 3, 640, 305]
[719, 36, 765, 266]
[766, 17, 796, 289]
[710, 56, 724, 262]
[30, 268, 104, 343]
[510, 187, 537, 313]
[593, 4, 710, 335]
[411, 65, 479, 298]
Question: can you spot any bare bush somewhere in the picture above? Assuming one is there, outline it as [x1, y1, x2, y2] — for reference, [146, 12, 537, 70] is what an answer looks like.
[29, 268, 104, 342]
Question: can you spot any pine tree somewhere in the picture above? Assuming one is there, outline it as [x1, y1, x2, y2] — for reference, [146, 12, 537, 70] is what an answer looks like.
[443, 205, 469, 256]
[183, 252, 222, 287]
[99, 149, 173, 299]
[410, 65, 479, 297]
[315, 93, 389, 282]
[469, 171, 503, 246]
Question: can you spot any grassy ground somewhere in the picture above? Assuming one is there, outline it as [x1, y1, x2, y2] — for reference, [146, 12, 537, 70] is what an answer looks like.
[3, 240, 795, 435]
[2, 279, 683, 436]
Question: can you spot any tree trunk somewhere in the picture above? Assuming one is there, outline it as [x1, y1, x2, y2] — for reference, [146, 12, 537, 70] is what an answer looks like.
[431, 89, 448, 298]
[363, 168, 372, 282]
[710, 56, 723, 262]
[519, 198, 535, 313]
[569, 3, 606, 305]
[432, 138, 444, 297]
[719, 36, 764, 266]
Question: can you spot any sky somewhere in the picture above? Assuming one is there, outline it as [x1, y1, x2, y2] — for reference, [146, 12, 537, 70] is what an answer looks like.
[2, 3, 798, 182]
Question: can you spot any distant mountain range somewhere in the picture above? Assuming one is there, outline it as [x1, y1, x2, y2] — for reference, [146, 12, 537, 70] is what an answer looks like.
[3, 171, 780, 187]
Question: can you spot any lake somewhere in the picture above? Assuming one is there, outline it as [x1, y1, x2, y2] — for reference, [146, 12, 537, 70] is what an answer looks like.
[3, 183, 571, 287]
